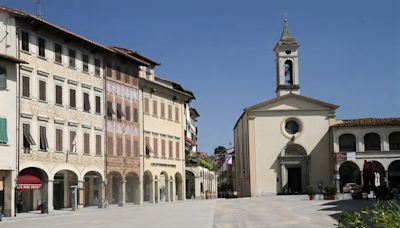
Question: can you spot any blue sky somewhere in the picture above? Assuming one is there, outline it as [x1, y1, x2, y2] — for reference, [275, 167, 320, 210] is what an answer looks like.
[3, 0, 399, 154]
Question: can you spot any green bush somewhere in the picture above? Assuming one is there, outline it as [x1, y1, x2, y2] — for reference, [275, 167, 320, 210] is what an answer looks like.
[338, 201, 400, 228]
[307, 185, 316, 195]
[323, 186, 336, 195]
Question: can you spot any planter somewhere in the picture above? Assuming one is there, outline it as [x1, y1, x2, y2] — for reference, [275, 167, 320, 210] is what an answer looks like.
[308, 194, 315, 200]
[323, 195, 336, 200]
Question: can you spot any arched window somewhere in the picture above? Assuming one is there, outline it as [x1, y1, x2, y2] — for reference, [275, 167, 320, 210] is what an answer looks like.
[284, 60, 293, 85]
[339, 134, 356, 152]
[0, 67, 6, 90]
[389, 132, 400, 150]
[364, 133, 381, 151]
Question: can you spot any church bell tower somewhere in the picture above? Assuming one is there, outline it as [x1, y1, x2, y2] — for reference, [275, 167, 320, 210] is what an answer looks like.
[274, 20, 300, 97]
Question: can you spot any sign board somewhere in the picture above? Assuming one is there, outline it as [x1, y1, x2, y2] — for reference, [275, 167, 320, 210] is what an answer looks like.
[16, 183, 42, 190]
[346, 152, 356, 161]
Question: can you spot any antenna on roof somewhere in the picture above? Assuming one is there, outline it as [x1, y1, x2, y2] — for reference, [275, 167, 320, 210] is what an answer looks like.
[35, 0, 42, 18]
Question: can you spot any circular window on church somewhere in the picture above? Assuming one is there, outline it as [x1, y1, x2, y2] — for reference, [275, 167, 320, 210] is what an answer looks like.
[285, 119, 300, 134]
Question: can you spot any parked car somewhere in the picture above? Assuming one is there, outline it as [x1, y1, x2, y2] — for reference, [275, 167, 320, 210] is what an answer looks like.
[342, 183, 360, 193]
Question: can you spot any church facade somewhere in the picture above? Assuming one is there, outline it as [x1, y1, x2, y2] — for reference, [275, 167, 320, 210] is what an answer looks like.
[234, 21, 400, 197]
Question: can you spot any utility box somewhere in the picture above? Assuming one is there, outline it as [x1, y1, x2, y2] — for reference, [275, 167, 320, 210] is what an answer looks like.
[70, 185, 78, 211]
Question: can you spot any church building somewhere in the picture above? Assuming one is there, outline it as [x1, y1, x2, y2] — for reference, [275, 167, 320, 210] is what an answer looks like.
[234, 21, 339, 196]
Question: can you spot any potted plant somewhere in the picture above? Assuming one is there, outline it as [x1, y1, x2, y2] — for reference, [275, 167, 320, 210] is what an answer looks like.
[323, 186, 337, 200]
[308, 185, 316, 200]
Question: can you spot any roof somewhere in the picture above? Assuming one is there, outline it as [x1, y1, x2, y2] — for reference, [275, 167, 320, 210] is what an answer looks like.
[190, 107, 200, 118]
[0, 53, 27, 64]
[111, 46, 160, 66]
[155, 76, 195, 99]
[274, 20, 299, 52]
[332, 118, 400, 128]
[244, 93, 339, 111]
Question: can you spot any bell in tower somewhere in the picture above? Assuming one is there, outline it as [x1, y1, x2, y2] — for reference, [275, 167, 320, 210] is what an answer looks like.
[273, 20, 300, 97]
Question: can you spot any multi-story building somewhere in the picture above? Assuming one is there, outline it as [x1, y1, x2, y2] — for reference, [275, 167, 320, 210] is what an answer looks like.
[0, 11, 26, 216]
[0, 7, 110, 213]
[139, 76, 194, 203]
[104, 46, 158, 206]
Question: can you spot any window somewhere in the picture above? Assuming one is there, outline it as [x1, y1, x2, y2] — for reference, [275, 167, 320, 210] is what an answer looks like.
[145, 136, 151, 156]
[153, 138, 158, 156]
[82, 54, 89, 72]
[95, 96, 101, 114]
[116, 103, 123, 121]
[117, 137, 123, 156]
[0, 67, 6, 90]
[364, 133, 381, 151]
[107, 136, 113, 155]
[83, 92, 90, 112]
[70, 131, 77, 153]
[96, 135, 102, 155]
[55, 85, 62, 105]
[38, 37, 45, 57]
[55, 129, 63, 152]
[21, 31, 29, 52]
[168, 105, 172, 120]
[69, 89, 76, 108]
[160, 102, 165, 118]
[107, 101, 113, 119]
[125, 105, 130, 121]
[125, 140, 131, 157]
[153, 100, 158, 116]
[69, 49, 76, 68]
[161, 139, 166, 157]
[84, 133, 90, 155]
[124, 72, 130, 83]
[0, 118, 8, 144]
[23, 123, 35, 151]
[133, 140, 139, 157]
[339, 134, 356, 152]
[133, 108, 138, 123]
[39, 126, 48, 151]
[116, 66, 121, 80]
[168, 141, 173, 158]
[105, 63, 112, 77]
[39, 80, 46, 101]
[389, 132, 400, 150]
[22, 76, 30, 97]
[94, 59, 101, 76]
[285, 119, 300, 134]
[144, 98, 149, 113]
[175, 106, 179, 122]
[176, 141, 180, 159]
[54, 43, 62, 63]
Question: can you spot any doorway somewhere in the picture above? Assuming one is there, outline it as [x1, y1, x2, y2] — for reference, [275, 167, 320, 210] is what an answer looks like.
[288, 167, 302, 194]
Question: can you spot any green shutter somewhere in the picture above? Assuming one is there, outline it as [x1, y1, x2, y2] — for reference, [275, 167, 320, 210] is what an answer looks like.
[0, 73, 6, 90]
[0, 118, 8, 144]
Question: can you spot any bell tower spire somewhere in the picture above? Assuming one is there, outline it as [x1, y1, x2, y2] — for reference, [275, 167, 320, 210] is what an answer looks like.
[273, 20, 300, 97]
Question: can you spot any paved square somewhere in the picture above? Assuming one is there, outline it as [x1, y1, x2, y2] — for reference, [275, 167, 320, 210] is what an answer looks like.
[0, 196, 374, 228]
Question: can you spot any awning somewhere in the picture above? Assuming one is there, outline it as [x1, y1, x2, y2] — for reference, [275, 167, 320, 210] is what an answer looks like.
[17, 169, 43, 190]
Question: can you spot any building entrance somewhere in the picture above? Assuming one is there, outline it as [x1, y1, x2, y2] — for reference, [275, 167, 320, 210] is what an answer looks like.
[287, 167, 302, 194]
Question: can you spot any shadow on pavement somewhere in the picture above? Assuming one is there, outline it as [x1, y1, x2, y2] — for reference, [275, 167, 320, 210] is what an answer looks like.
[317, 199, 375, 221]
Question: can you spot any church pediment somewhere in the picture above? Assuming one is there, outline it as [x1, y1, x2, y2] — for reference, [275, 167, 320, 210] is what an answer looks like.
[245, 93, 338, 112]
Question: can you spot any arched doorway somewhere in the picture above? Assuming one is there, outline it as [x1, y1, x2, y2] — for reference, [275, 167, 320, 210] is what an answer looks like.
[339, 161, 361, 192]
[83, 171, 103, 207]
[107, 172, 122, 205]
[185, 170, 195, 199]
[371, 161, 385, 187]
[388, 160, 400, 189]
[279, 143, 309, 194]
[125, 172, 140, 204]
[53, 170, 78, 209]
[175, 172, 183, 200]
[143, 171, 153, 203]
[159, 171, 169, 203]
[17, 167, 48, 212]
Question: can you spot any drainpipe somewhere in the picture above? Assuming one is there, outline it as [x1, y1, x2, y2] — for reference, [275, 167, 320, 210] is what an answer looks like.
[15, 25, 21, 217]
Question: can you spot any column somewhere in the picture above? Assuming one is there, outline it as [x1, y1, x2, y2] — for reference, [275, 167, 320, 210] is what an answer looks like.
[3, 171, 15, 217]
[47, 179, 54, 213]
[63, 173, 69, 208]
[172, 180, 176, 201]
[78, 181, 84, 209]
[360, 171, 364, 186]
[169, 181, 173, 202]
[119, 180, 126, 206]
[385, 171, 389, 187]
[89, 177, 94, 206]
[166, 178, 170, 202]
[139, 176, 143, 205]
[99, 181, 105, 208]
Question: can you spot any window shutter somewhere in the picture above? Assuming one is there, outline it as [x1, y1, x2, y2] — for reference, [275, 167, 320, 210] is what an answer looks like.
[169, 141, 173, 158]
[0, 68, 7, 90]
[56, 85, 62, 105]
[70, 89, 76, 108]
[161, 139, 166, 157]
[133, 108, 138, 123]
[175, 107, 179, 122]
[144, 98, 149, 113]
[39, 80, 46, 101]
[153, 138, 158, 156]
[176, 141, 180, 158]
[125, 106, 130, 121]
[0, 118, 8, 144]
[96, 135, 101, 155]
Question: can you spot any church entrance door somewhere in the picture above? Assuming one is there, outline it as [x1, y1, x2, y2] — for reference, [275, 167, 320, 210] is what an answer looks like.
[287, 167, 302, 194]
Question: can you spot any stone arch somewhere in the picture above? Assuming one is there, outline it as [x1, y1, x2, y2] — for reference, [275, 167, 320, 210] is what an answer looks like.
[125, 172, 140, 204]
[388, 160, 400, 189]
[83, 171, 103, 207]
[17, 167, 49, 212]
[339, 133, 356, 152]
[364, 133, 381, 151]
[53, 169, 79, 209]
[284, 143, 307, 156]
[175, 172, 183, 200]
[81, 166, 105, 181]
[159, 171, 169, 203]
[389, 132, 400, 150]
[185, 170, 195, 199]
[339, 161, 361, 192]
[51, 165, 80, 181]
[143, 170, 153, 203]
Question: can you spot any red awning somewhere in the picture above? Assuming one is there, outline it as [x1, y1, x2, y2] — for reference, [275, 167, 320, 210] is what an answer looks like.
[17, 169, 43, 190]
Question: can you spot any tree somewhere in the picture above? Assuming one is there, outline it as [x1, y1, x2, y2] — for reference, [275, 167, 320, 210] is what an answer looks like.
[214, 146, 227, 155]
